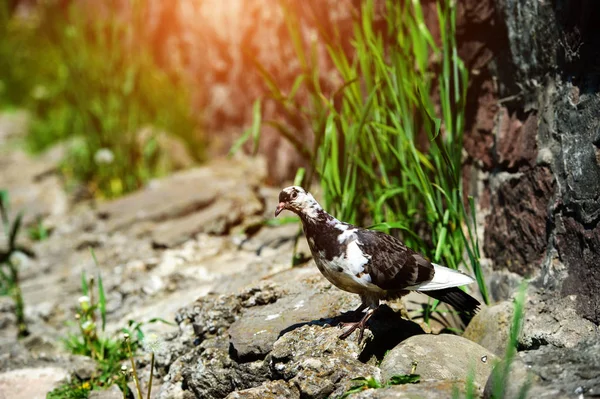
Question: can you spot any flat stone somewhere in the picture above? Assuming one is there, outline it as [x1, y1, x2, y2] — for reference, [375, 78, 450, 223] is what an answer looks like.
[229, 280, 359, 361]
[95, 157, 265, 247]
[379, 334, 497, 393]
[225, 380, 299, 399]
[0, 367, 68, 399]
[97, 157, 264, 229]
[150, 185, 262, 247]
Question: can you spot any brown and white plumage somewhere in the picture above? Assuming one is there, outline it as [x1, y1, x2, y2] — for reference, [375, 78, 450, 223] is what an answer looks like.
[275, 186, 480, 341]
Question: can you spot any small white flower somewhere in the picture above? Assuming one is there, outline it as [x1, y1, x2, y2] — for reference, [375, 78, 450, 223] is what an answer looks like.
[81, 320, 95, 332]
[9, 251, 29, 268]
[94, 148, 115, 165]
[78, 295, 91, 311]
[142, 333, 163, 353]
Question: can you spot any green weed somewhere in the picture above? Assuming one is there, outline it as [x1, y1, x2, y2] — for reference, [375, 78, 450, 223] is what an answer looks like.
[49, 249, 171, 398]
[0, 190, 31, 337]
[236, 0, 489, 303]
[340, 362, 420, 398]
[28, 217, 50, 241]
[46, 379, 92, 399]
[488, 282, 531, 398]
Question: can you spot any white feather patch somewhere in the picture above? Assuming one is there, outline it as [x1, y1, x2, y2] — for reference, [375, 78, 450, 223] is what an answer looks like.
[344, 240, 370, 275]
[313, 244, 382, 295]
[304, 205, 320, 219]
[337, 228, 357, 244]
[334, 223, 349, 231]
[412, 263, 476, 291]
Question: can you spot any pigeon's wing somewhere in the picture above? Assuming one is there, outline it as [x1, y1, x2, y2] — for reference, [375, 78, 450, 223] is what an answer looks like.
[355, 229, 434, 290]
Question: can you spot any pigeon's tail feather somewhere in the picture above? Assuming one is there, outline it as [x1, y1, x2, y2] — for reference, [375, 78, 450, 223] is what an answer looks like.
[415, 263, 475, 291]
[426, 287, 481, 325]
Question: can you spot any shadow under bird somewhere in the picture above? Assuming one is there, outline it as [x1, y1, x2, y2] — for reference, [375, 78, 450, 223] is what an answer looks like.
[275, 186, 480, 342]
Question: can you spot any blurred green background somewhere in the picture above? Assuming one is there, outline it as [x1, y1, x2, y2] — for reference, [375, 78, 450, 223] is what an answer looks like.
[0, 0, 202, 198]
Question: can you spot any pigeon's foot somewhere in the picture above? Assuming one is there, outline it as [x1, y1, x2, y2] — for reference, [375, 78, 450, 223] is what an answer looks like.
[338, 308, 376, 343]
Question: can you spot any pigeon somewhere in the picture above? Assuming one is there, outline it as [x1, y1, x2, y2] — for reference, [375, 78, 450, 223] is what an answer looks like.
[275, 186, 480, 341]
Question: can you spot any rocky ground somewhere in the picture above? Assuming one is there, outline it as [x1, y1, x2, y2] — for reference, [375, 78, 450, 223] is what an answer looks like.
[0, 116, 599, 398]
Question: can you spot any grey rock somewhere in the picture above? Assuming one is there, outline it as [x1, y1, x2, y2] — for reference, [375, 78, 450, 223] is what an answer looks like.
[71, 354, 98, 381]
[178, 293, 243, 341]
[176, 281, 282, 345]
[483, 358, 538, 399]
[271, 324, 381, 399]
[350, 380, 466, 399]
[495, 0, 559, 93]
[88, 384, 124, 399]
[0, 341, 33, 372]
[519, 386, 570, 399]
[0, 309, 17, 331]
[229, 286, 358, 361]
[181, 335, 272, 399]
[237, 283, 281, 308]
[520, 337, 600, 397]
[379, 334, 497, 393]
[486, 269, 524, 303]
[534, 79, 600, 324]
[157, 381, 197, 399]
[21, 333, 61, 355]
[154, 325, 196, 377]
[225, 380, 299, 399]
[0, 367, 69, 399]
[519, 292, 598, 350]
[161, 284, 292, 399]
[463, 301, 513, 356]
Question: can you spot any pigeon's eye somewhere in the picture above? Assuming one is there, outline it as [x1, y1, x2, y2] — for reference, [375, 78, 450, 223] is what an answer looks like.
[291, 191, 298, 200]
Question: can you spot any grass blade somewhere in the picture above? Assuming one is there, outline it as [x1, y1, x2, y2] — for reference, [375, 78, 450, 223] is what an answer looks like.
[97, 273, 106, 333]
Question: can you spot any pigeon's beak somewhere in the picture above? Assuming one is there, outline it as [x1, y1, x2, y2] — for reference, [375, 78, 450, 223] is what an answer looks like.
[275, 202, 286, 217]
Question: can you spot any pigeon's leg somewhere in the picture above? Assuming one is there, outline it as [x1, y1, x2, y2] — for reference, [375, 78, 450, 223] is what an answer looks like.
[338, 307, 377, 342]
[338, 297, 368, 325]
[340, 302, 367, 321]
[353, 302, 368, 314]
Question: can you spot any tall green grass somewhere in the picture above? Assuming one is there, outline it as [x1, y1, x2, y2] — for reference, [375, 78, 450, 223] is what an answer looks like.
[455, 282, 529, 399]
[0, 1, 203, 198]
[0, 190, 30, 338]
[241, 0, 488, 303]
[488, 282, 530, 398]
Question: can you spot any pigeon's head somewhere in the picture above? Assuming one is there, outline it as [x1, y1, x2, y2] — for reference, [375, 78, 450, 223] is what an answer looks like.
[275, 186, 320, 217]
